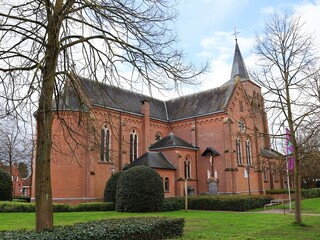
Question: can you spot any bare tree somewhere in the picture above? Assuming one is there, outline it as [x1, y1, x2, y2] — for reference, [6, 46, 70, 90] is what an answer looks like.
[252, 12, 320, 225]
[297, 127, 320, 189]
[0, 0, 205, 231]
[0, 122, 32, 176]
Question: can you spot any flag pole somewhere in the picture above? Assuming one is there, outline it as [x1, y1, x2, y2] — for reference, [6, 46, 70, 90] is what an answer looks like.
[286, 161, 292, 210]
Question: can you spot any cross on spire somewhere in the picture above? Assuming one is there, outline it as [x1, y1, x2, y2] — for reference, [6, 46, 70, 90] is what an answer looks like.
[232, 28, 240, 43]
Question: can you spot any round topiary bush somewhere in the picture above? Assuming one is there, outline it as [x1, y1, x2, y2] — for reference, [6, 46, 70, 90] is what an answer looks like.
[0, 169, 13, 201]
[115, 166, 164, 212]
[104, 171, 122, 203]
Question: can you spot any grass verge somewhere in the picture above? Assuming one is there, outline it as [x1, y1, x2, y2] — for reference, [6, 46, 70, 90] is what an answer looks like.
[1, 210, 320, 239]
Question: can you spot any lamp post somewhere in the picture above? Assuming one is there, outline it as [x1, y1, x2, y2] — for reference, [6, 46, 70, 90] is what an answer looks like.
[110, 163, 115, 175]
[246, 165, 251, 195]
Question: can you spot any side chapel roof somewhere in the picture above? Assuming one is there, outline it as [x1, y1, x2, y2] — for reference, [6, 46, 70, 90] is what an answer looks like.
[149, 132, 198, 150]
[123, 151, 176, 170]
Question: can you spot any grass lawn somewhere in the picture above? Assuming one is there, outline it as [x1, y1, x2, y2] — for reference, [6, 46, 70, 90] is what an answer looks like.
[1, 198, 320, 239]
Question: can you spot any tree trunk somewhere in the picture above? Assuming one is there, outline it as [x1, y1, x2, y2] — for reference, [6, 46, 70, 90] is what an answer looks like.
[294, 147, 302, 224]
[35, 0, 64, 231]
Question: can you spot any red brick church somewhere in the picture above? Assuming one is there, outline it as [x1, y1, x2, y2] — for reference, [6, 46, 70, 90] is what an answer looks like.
[32, 41, 284, 203]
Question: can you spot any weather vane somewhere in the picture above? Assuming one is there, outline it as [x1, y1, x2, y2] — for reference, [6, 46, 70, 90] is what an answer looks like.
[232, 27, 240, 42]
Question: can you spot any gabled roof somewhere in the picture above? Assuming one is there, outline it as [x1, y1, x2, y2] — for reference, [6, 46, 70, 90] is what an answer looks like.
[57, 78, 235, 122]
[123, 152, 176, 170]
[58, 78, 168, 120]
[230, 40, 250, 81]
[165, 82, 235, 121]
[56, 42, 250, 122]
[201, 147, 220, 157]
[149, 132, 198, 150]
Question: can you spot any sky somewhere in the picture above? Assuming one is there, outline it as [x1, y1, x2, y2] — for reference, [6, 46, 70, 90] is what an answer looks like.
[173, 0, 320, 95]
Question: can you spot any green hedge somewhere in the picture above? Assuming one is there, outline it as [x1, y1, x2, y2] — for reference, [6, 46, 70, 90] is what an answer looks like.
[0, 201, 115, 213]
[265, 189, 295, 195]
[0, 195, 274, 213]
[161, 197, 184, 211]
[266, 188, 320, 199]
[0, 217, 184, 240]
[72, 202, 115, 212]
[301, 188, 320, 199]
[187, 195, 273, 211]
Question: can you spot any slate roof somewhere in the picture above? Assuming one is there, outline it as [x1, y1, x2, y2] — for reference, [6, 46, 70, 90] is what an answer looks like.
[260, 148, 283, 158]
[58, 78, 168, 120]
[201, 147, 220, 157]
[57, 42, 249, 122]
[149, 132, 198, 150]
[57, 77, 235, 122]
[123, 152, 176, 170]
[230, 41, 250, 81]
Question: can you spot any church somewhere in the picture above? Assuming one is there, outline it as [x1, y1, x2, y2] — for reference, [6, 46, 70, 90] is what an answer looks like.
[32, 41, 284, 203]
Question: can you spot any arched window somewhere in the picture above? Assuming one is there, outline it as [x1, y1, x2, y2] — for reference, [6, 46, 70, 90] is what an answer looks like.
[164, 177, 169, 192]
[263, 165, 268, 181]
[245, 138, 252, 165]
[100, 123, 111, 162]
[236, 136, 243, 165]
[184, 155, 191, 179]
[130, 129, 138, 162]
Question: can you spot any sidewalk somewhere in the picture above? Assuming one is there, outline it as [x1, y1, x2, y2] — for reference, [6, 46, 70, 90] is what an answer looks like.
[259, 209, 320, 216]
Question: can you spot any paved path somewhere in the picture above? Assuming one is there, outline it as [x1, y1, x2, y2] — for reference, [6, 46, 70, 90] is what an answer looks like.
[259, 209, 320, 216]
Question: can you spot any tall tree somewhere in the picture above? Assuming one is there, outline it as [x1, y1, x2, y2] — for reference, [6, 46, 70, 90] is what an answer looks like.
[252, 12, 319, 225]
[0, 0, 205, 231]
[0, 123, 32, 176]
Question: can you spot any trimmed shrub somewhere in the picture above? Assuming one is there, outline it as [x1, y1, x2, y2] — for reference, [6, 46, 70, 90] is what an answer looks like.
[161, 197, 184, 211]
[0, 169, 13, 201]
[104, 171, 123, 203]
[0, 217, 184, 240]
[0, 201, 115, 213]
[72, 201, 115, 212]
[53, 203, 72, 212]
[187, 195, 273, 211]
[301, 188, 320, 199]
[266, 189, 295, 195]
[116, 166, 164, 212]
[0, 201, 35, 212]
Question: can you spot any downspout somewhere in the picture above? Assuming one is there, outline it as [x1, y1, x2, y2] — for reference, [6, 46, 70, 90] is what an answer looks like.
[194, 117, 199, 195]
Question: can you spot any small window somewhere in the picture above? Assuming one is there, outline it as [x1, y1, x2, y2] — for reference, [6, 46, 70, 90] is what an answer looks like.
[263, 165, 268, 181]
[236, 136, 243, 165]
[245, 139, 252, 165]
[164, 177, 169, 192]
[130, 129, 138, 162]
[101, 123, 111, 162]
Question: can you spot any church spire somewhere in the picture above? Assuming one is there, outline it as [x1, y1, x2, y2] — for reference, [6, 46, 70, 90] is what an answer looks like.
[230, 41, 250, 81]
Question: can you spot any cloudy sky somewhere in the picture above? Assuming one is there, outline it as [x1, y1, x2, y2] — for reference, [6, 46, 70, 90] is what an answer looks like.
[173, 0, 320, 95]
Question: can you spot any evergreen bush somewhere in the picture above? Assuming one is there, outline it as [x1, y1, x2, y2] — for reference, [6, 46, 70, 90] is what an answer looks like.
[104, 171, 122, 203]
[116, 166, 164, 212]
[0, 217, 184, 240]
[0, 169, 12, 201]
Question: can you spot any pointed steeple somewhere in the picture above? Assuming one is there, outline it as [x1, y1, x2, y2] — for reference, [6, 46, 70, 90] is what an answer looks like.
[230, 40, 250, 81]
